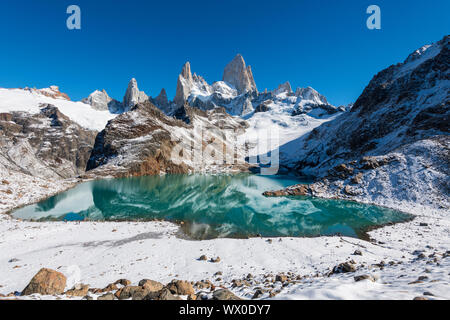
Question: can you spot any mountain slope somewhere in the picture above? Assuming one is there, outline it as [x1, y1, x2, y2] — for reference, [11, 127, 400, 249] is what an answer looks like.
[280, 35, 449, 174]
[266, 35, 449, 212]
[0, 105, 97, 179]
[85, 101, 251, 177]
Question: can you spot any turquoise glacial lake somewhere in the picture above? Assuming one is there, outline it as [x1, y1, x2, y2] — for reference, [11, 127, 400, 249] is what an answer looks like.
[12, 174, 411, 239]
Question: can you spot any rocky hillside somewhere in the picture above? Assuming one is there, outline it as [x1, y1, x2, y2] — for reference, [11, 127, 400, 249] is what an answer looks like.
[0, 105, 96, 179]
[267, 35, 449, 212]
[85, 101, 251, 177]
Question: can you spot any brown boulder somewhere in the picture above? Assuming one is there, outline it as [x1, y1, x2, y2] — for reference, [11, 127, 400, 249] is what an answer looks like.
[138, 279, 164, 292]
[97, 293, 115, 300]
[22, 268, 67, 296]
[213, 289, 242, 300]
[114, 279, 131, 286]
[115, 286, 149, 300]
[167, 280, 195, 295]
[331, 262, 357, 274]
[65, 284, 89, 297]
[144, 288, 183, 300]
[275, 274, 288, 282]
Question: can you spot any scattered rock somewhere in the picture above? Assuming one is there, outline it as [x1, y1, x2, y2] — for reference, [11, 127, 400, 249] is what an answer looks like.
[195, 281, 211, 290]
[97, 293, 115, 300]
[351, 172, 363, 184]
[65, 284, 89, 297]
[138, 279, 164, 292]
[115, 286, 149, 300]
[419, 223, 428, 227]
[167, 280, 195, 295]
[114, 279, 131, 287]
[354, 275, 375, 282]
[22, 268, 67, 296]
[252, 289, 264, 299]
[331, 261, 357, 274]
[352, 250, 363, 256]
[145, 288, 182, 300]
[275, 274, 288, 282]
[213, 289, 242, 300]
[187, 294, 197, 300]
[102, 283, 118, 292]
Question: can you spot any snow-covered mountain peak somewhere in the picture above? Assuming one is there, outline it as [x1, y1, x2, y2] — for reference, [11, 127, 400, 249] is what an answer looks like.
[272, 82, 293, 96]
[294, 86, 329, 105]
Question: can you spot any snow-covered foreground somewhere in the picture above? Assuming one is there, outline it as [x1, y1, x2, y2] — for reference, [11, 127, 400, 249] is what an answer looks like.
[0, 177, 448, 300]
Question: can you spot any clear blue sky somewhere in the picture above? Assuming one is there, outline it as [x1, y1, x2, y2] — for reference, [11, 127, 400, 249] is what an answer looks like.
[0, 0, 448, 106]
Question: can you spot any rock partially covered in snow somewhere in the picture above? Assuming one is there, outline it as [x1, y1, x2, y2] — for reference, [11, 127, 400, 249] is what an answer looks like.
[25, 86, 71, 101]
[272, 81, 293, 95]
[82, 89, 123, 113]
[294, 86, 329, 105]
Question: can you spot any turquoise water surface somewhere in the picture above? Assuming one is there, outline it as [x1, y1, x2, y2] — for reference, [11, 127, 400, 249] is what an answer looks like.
[12, 174, 411, 239]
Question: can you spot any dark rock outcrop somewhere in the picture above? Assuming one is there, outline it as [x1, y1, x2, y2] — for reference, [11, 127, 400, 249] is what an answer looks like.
[0, 105, 97, 179]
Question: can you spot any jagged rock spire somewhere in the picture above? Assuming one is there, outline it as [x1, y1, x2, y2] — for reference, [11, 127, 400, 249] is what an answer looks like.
[123, 78, 148, 111]
[222, 54, 257, 94]
[153, 88, 170, 112]
[174, 62, 194, 106]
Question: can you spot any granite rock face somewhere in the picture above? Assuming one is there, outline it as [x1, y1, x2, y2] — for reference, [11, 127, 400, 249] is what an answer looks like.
[0, 104, 97, 179]
[123, 78, 149, 111]
[82, 89, 123, 113]
[174, 62, 194, 107]
[223, 54, 257, 94]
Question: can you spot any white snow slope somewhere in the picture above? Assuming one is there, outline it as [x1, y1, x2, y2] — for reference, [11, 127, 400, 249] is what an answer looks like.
[0, 88, 117, 131]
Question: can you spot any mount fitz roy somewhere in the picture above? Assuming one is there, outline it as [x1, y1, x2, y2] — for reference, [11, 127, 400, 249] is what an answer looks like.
[0, 35, 448, 215]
